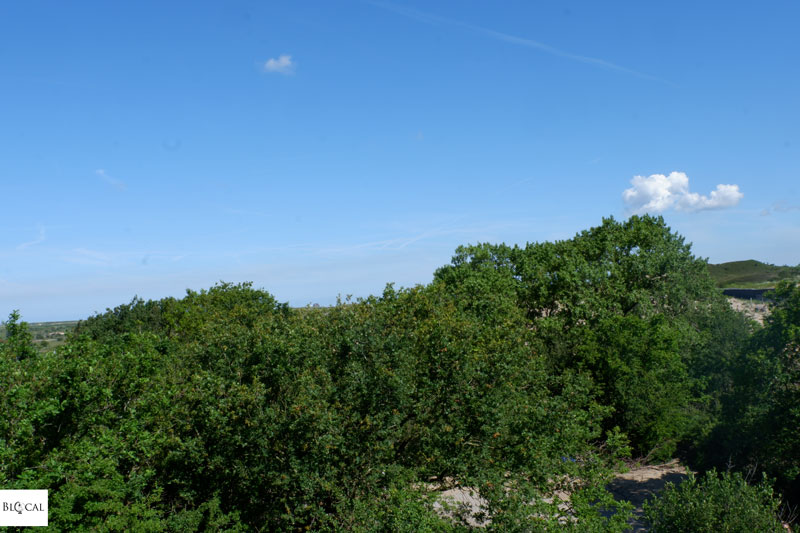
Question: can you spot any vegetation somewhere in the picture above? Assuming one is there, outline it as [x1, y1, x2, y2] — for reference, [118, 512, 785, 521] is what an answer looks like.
[704, 280, 800, 502]
[0, 319, 77, 353]
[1, 215, 797, 531]
[643, 470, 786, 532]
[708, 259, 800, 288]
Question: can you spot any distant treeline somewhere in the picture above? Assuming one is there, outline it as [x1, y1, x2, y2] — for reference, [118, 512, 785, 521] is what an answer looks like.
[2, 215, 798, 531]
[722, 288, 773, 300]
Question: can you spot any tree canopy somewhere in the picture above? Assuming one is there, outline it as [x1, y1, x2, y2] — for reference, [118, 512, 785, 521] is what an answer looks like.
[1, 215, 796, 531]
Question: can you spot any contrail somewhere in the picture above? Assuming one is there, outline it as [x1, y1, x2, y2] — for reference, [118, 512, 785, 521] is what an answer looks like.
[17, 225, 46, 250]
[366, 0, 672, 85]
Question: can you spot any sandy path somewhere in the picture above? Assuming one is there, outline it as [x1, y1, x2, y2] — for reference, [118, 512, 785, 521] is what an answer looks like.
[606, 460, 688, 531]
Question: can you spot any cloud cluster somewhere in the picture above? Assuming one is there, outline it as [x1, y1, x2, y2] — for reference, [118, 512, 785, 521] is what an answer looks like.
[622, 172, 743, 214]
[263, 55, 294, 75]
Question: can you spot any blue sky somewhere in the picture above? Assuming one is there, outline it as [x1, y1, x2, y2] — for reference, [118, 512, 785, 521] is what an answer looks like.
[2, 1, 799, 321]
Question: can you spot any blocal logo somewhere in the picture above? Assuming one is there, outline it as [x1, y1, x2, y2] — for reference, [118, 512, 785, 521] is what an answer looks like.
[0, 490, 48, 527]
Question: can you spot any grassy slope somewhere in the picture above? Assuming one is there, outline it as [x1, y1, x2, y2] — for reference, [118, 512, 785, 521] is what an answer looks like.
[708, 260, 800, 288]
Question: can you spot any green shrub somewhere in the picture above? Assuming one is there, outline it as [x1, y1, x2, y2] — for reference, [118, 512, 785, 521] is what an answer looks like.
[7, 215, 762, 530]
[433, 215, 739, 458]
[707, 281, 800, 504]
[643, 470, 785, 532]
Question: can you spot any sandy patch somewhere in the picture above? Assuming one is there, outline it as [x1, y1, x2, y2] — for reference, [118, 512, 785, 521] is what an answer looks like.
[429, 460, 689, 530]
[728, 297, 771, 324]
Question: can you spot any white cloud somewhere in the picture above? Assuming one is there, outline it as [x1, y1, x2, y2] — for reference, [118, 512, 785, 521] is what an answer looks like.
[96, 168, 126, 191]
[622, 172, 743, 215]
[761, 201, 800, 216]
[263, 55, 294, 75]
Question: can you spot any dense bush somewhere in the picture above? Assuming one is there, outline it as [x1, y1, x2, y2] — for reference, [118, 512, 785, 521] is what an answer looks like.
[433, 215, 741, 459]
[1, 282, 631, 530]
[3, 215, 795, 530]
[706, 280, 800, 503]
[643, 470, 785, 532]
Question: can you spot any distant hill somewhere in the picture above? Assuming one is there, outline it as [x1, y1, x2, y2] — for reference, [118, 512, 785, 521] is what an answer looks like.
[708, 259, 800, 288]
